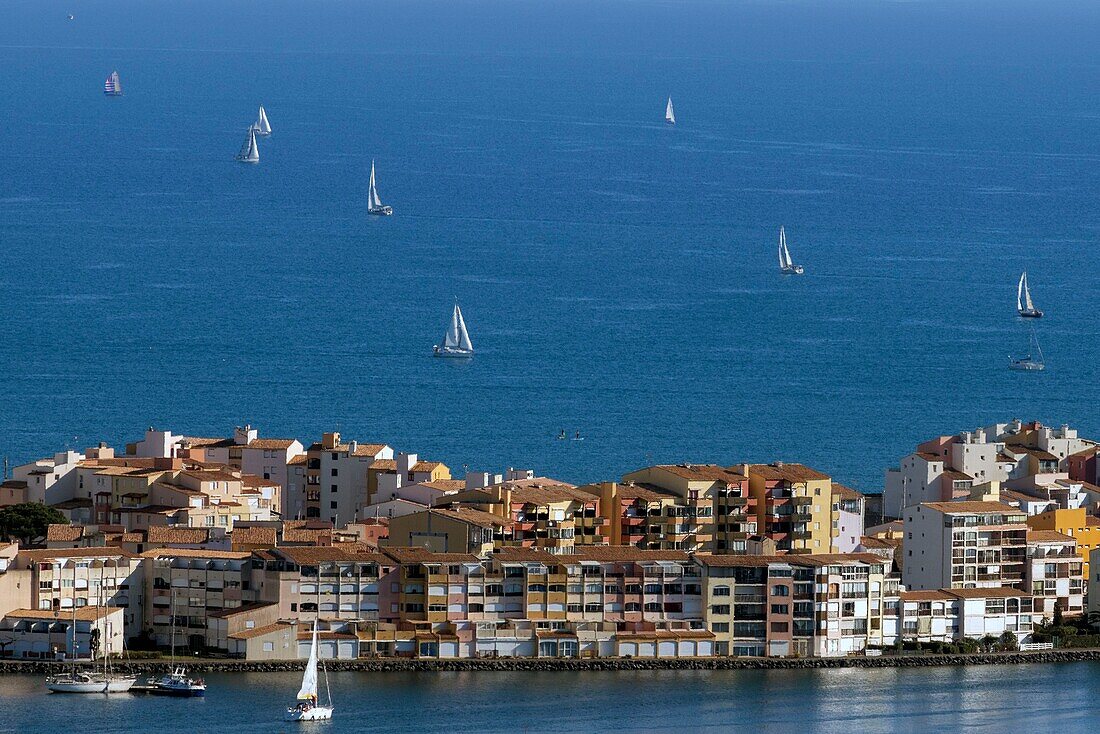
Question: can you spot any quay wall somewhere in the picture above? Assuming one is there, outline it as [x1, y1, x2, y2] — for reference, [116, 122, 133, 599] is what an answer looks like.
[5, 649, 1100, 674]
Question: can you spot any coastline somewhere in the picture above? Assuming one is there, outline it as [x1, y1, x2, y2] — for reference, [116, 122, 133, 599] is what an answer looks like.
[4, 649, 1100, 675]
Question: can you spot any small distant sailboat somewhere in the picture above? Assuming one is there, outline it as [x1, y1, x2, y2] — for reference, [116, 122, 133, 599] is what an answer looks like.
[778, 226, 804, 275]
[665, 96, 676, 125]
[367, 160, 393, 216]
[103, 71, 122, 97]
[67, 13, 75, 20]
[1009, 327, 1045, 371]
[253, 105, 272, 136]
[434, 300, 474, 358]
[236, 126, 259, 163]
[284, 625, 333, 722]
[1016, 271, 1043, 318]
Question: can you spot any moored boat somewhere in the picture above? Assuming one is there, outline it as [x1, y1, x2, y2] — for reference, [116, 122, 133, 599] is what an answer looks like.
[149, 666, 206, 697]
[1009, 328, 1045, 371]
[104, 71, 122, 97]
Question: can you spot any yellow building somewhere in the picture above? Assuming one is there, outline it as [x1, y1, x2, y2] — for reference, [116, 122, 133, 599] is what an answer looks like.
[747, 463, 834, 554]
[1026, 507, 1100, 580]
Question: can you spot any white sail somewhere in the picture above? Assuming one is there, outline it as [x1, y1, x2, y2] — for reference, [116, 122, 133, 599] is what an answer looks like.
[444, 304, 461, 348]
[779, 227, 791, 269]
[237, 127, 259, 162]
[455, 304, 473, 352]
[665, 97, 675, 124]
[1023, 272, 1035, 311]
[255, 105, 271, 135]
[297, 626, 319, 700]
[368, 160, 383, 210]
[1017, 272, 1025, 312]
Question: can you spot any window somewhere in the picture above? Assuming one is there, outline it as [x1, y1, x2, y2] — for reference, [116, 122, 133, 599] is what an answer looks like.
[625, 602, 641, 612]
[330, 501, 338, 509]
[771, 585, 789, 597]
[770, 604, 789, 615]
[263, 642, 274, 652]
[711, 604, 731, 615]
[770, 622, 789, 633]
[713, 586, 731, 597]
[713, 622, 730, 633]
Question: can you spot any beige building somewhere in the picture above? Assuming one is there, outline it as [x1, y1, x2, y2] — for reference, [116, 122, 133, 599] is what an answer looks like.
[748, 463, 835, 554]
[384, 508, 508, 555]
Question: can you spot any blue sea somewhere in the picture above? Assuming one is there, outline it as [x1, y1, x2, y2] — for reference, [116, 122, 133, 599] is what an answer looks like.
[0, 0, 1098, 493]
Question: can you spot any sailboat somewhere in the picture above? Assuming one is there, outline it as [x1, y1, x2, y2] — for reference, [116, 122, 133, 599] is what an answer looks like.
[1017, 271, 1043, 318]
[778, 226, 804, 274]
[103, 71, 122, 97]
[236, 126, 260, 163]
[285, 624, 333, 721]
[253, 105, 272, 136]
[46, 575, 136, 693]
[1009, 327, 1046, 371]
[433, 300, 474, 358]
[367, 160, 393, 216]
[665, 96, 675, 125]
[149, 590, 206, 697]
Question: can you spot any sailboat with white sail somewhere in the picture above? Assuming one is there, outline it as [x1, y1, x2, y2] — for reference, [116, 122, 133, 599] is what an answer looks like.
[367, 160, 393, 215]
[46, 574, 136, 693]
[284, 624, 333, 721]
[778, 226, 804, 275]
[665, 96, 675, 125]
[103, 71, 122, 97]
[149, 590, 206, 697]
[253, 105, 272, 136]
[1016, 271, 1043, 318]
[236, 126, 260, 163]
[1009, 327, 1045, 371]
[433, 300, 474, 358]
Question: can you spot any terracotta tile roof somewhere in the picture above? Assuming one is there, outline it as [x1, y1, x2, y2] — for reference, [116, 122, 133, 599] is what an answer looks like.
[207, 601, 278, 619]
[181, 469, 242, 483]
[146, 526, 210, 544]
[370, 459, 397, 471]
[946, 587, 1029, 599]
[605, 483, 681, 502]
[282, 520, 333, 544]
[228, 621, 294, 640]
[419, 480, 466, 492]
[19, 546, 133, 561]
[410, 461, 444, 473]
[139, 548, 250, 560]
[351, 444, 388, 457]
[920, 501, 1023, 515]
[692, 554, 788, 568]
[245, 439, 298, 450]
[857, 536, 894, 549]
[5, 606, 122, 622]
[46, 524, 86, 542]
[941, 470, 973, 481]
[651, 464, 747, 483]
[382, 547, 481, 564]
[900, 590, 956, 602]
[1069, 446, 1099, 459]
[831, 484, 864, 501]
[789, 553, 887, 567]
[272, 546, 390, 565]
[491, 547, 562, 563]
[566, 547, 690, 563]
[915, 451, 945, 462]
[749, 463, 831, 483]
[231, 526, 278, 547]
[240, 474, 276, 488]
[507, 485, 598, 506]
[1027, 530, 1076, 544]
[181, 436, 231, 447]
[425, 508, 510, 528]
[288, 455, 308, 466]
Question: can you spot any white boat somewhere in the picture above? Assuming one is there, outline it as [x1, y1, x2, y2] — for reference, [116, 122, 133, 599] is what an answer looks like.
[778, 226, 804, 275]
[253, 105, 272, 136]
[149, 591, 206, 697]
[433, 300, 474, 358]
[285, 625, 334, 722]
[1017, 271, 1043, 318]
[46, 581, 136, 693]
[236, 126, 259, 163]
[1009, 328, 1045, 371]
[367, 159, 393, 215]
[665, 96, 675, 125]
[104, 71, 122, 97]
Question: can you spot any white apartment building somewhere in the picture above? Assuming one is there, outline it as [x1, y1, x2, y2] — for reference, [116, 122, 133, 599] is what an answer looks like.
[1026, 530, 1084, 617]
[305, 433, 394, 524]
[12, 450, 84, 504]
[893, 588, 1037, 645]
[902, 502, 1028, 591]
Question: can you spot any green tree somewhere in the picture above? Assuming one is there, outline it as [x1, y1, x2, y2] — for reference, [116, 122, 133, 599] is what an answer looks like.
[998, 630, 1018, 652]
[0, 503, 68, 547]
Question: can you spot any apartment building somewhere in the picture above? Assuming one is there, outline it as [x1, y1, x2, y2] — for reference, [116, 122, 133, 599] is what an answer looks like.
[384, 508, 510, 555]
[11, 547, 144, 640]
[902, 502, 1028, 591]
[884, 421, 1095, 518]
[304, 433, 394, 523]
[747, 463, 834, 554]
[252, 546, 396, 624]
[1026, 507, 1100, 580]
[894, 588, 1037, 645]
[0, 606, 126, 660]
[620, 464, 753, 552]
[1025, 530, 1084, 617]
[831, 484, 866, 553]
[695, 552, 891, 657]
[141, 549, 254, 650]
[195, 425, 305, 517]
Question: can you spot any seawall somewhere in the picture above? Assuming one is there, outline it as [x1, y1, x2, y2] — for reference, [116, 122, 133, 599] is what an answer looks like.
[5, 649, 1100, 675]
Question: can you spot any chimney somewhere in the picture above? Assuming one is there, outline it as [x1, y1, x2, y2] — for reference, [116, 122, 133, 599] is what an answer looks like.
[741, 463, 750, 478]
[349, 440, 358, 454]
[234, 424, 258, 445]
[322, 432, 340, 450]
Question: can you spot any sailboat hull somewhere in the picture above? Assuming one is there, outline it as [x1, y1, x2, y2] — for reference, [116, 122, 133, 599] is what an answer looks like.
[780, 266, 804, 275]
[368, 206, 393, 216]
[46, 676, 136, 693]
[434, 346, 473, 358]
[1018, 309, 1043, 318]
[285, 706, 334, 721]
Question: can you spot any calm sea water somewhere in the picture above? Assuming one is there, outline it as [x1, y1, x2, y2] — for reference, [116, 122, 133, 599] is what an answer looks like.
[2, 665, 1100, 733]
[0, 0, 1098, 492]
